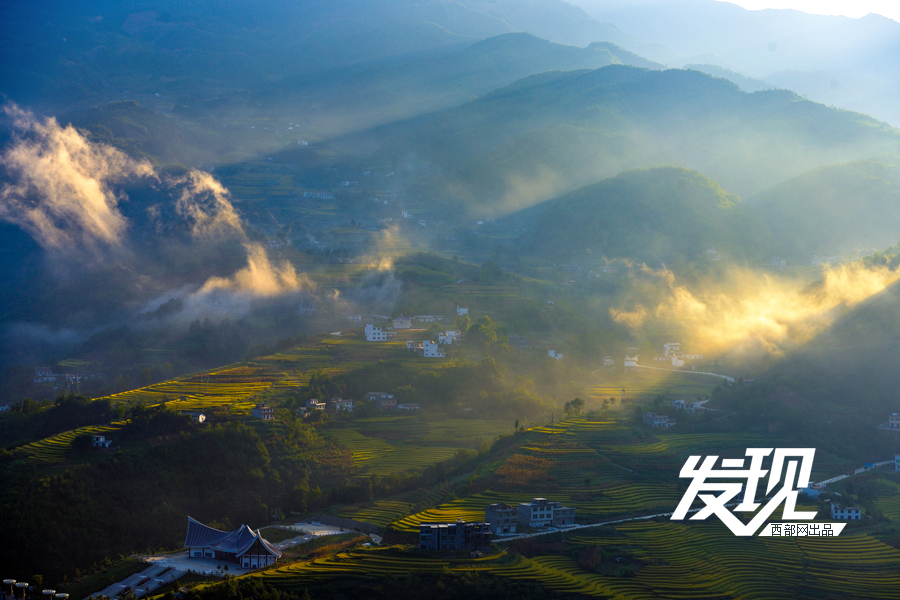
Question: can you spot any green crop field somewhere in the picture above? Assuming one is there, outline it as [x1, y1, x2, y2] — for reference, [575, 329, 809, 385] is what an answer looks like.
[21, 424, 121, 462]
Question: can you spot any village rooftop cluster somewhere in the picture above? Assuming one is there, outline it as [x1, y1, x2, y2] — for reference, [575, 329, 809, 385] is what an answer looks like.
[419, 498, 576, 551]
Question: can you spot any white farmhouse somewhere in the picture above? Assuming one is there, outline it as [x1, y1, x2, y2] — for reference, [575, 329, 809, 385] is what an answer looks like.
[92, 435, 113, 448]
[439, 330, 461, 345]
[878, 413, 900, 431]
[393, 315, 412, 329]
[642, 412, 676, 428]
[306, 399, 326, 411]
[663, 342, 681, 357]
[548, 350, 563, 360]
[456, 306, 469, 316]
[831, 504, 862, 520]
[182, 411, 207, 424]
[365, 324, 388, 342]
[423, 340, 445, 358]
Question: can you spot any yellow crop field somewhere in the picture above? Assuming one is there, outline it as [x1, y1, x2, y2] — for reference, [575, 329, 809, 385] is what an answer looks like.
[21, 424, 121, 462]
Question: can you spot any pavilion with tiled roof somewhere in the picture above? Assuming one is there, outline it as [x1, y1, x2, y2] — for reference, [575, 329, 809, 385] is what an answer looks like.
[184, 516, 282, 569]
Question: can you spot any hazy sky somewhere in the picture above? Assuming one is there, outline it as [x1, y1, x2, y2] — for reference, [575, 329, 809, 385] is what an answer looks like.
[720, 1, 900, 23]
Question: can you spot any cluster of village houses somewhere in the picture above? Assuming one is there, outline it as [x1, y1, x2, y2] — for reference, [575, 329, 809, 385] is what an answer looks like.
[297, 391, 420, 416]
[623, 342, 703, 370]
[641, 399, 706, 429]
[419, 498, 576, 551]
[363, 306, 469, 358]
[31, 366, 99, 386]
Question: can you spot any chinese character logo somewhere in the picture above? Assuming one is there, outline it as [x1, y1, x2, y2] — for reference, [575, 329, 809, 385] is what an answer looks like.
[671, 448, 835, 536]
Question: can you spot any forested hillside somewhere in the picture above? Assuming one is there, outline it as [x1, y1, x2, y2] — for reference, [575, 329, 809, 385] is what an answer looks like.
[750, 155, 900, 260]
[349, 66, 899, 215]
[517, 167, 771, 265]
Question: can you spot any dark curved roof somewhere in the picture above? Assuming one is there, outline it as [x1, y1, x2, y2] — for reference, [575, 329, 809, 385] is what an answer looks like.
[184, 517, 282, 558]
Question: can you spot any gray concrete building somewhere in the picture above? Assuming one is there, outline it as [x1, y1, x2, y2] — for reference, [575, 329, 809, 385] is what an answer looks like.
[418, 520, 492, 551]
[485, 503, 518, 534]
[517, 498, 576, 528]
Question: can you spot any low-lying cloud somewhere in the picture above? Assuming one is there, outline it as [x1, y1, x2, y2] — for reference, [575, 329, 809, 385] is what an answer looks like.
[197, 243, 314, 297]
[0, 105, 155, 255]
[611, 262, 900, 357]
[0, 104, 315, 303]
[170, 170, 244, 239]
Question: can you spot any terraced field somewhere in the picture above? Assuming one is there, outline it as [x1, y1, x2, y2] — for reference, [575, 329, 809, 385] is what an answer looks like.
[352, 416, 509, 448]
[326, 416, 511, 479]
[327, 430, 397, 465]
[392, 480, 682, 532]
[874, 479, 900, 521]
[177, 412, 900, 598]
[336, 482, 455, 527]
[362, 445, 461, 476]
[254, 522, 900, 600]
[440, 285, 528, 306]
[257, 547, 514, 588]
[105, 379, 273, 413]
[590, 367, 721, 401]
[392, 491, 512, 530]
[326, 427, 470, 477]
[606, 520, 900, 600]
[390, 418, 819, 532]
[257, 337, 445, 385]
[21, 424, 121, 462]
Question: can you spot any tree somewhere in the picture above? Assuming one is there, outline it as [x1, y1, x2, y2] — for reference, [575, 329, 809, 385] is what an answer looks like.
[467, 316, 499, 347]
[564, 397, 585, 418]
[71, 432, 95, 453]
[514, 419, 519, 433]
